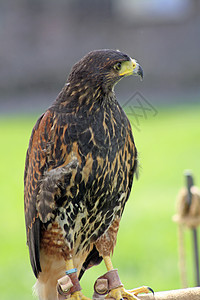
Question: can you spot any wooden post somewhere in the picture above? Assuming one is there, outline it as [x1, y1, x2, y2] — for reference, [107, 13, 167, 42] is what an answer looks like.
[137, 287, 200, 300]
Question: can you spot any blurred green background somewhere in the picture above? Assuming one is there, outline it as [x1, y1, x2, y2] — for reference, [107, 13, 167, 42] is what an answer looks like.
[0, 0, 200, 299]
[0, 104, 200, 299]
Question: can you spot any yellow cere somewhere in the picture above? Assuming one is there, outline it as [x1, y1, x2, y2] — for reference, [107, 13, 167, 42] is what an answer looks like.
[119, 58, 137, 77]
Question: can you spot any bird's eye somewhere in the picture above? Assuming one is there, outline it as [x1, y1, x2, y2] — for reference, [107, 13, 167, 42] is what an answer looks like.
[114, 62, 122, 71]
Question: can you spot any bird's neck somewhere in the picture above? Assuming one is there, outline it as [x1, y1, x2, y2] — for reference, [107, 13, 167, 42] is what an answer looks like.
[53, 80, 116, 113]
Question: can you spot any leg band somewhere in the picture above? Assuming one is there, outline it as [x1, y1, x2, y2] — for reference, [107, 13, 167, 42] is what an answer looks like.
[57, 275, 73, 299]
[93, 269, 123, 297]
[57, 270, 82, 299]
[66, 268, 77, 275]
[68, 271, 82, 294]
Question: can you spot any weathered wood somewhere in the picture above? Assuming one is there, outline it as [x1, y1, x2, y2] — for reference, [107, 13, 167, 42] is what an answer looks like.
[137, 287, 200, 300]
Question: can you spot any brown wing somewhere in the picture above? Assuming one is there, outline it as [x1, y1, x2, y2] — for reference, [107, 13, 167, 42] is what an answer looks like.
[24, 110, 79, 277]
[24, 113, 45, 277]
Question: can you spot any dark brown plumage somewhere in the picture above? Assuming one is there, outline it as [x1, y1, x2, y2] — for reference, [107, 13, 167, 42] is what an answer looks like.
[24, 49, 144, 300]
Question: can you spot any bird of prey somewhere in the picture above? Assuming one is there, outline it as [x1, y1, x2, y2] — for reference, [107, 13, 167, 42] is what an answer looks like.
[24, 49, 150, 300]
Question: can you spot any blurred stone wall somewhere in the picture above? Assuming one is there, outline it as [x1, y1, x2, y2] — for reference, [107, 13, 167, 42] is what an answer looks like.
[1, 0, 200, 112]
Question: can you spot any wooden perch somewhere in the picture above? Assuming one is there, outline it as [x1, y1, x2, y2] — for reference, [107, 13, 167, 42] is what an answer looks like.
[137, 287, 200, 300]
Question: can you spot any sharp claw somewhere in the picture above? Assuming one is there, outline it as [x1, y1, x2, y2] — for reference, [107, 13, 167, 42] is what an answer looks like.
[147, 287, 154, 295]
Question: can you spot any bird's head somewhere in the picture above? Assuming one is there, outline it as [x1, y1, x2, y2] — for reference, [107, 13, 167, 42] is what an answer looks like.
[68, 49, 143, 92]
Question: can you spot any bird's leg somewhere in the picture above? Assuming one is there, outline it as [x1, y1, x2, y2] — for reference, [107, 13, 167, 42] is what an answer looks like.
[103, 255, 152, 300]
[66, 258, 74, 270]
[63, 258, 91, 300]
[104, 255, 114, 271]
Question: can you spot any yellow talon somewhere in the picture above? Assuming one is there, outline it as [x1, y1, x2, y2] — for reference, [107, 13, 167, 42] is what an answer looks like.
[128, 286, 153, 296]
[106, 287, 137, 300]
[67, 291, 91, 300]
[106, 286, 152, 300]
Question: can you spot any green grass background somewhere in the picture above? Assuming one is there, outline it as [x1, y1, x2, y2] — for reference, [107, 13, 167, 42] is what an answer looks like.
[0, 103, 200, 299]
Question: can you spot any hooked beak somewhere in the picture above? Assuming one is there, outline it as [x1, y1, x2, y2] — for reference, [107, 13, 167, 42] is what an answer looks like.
[118, 58, 143, 80]
[131, 58, 143, 80]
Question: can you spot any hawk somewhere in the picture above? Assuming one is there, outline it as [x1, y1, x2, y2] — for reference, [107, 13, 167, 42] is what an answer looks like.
[24, 49, 151, 300]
